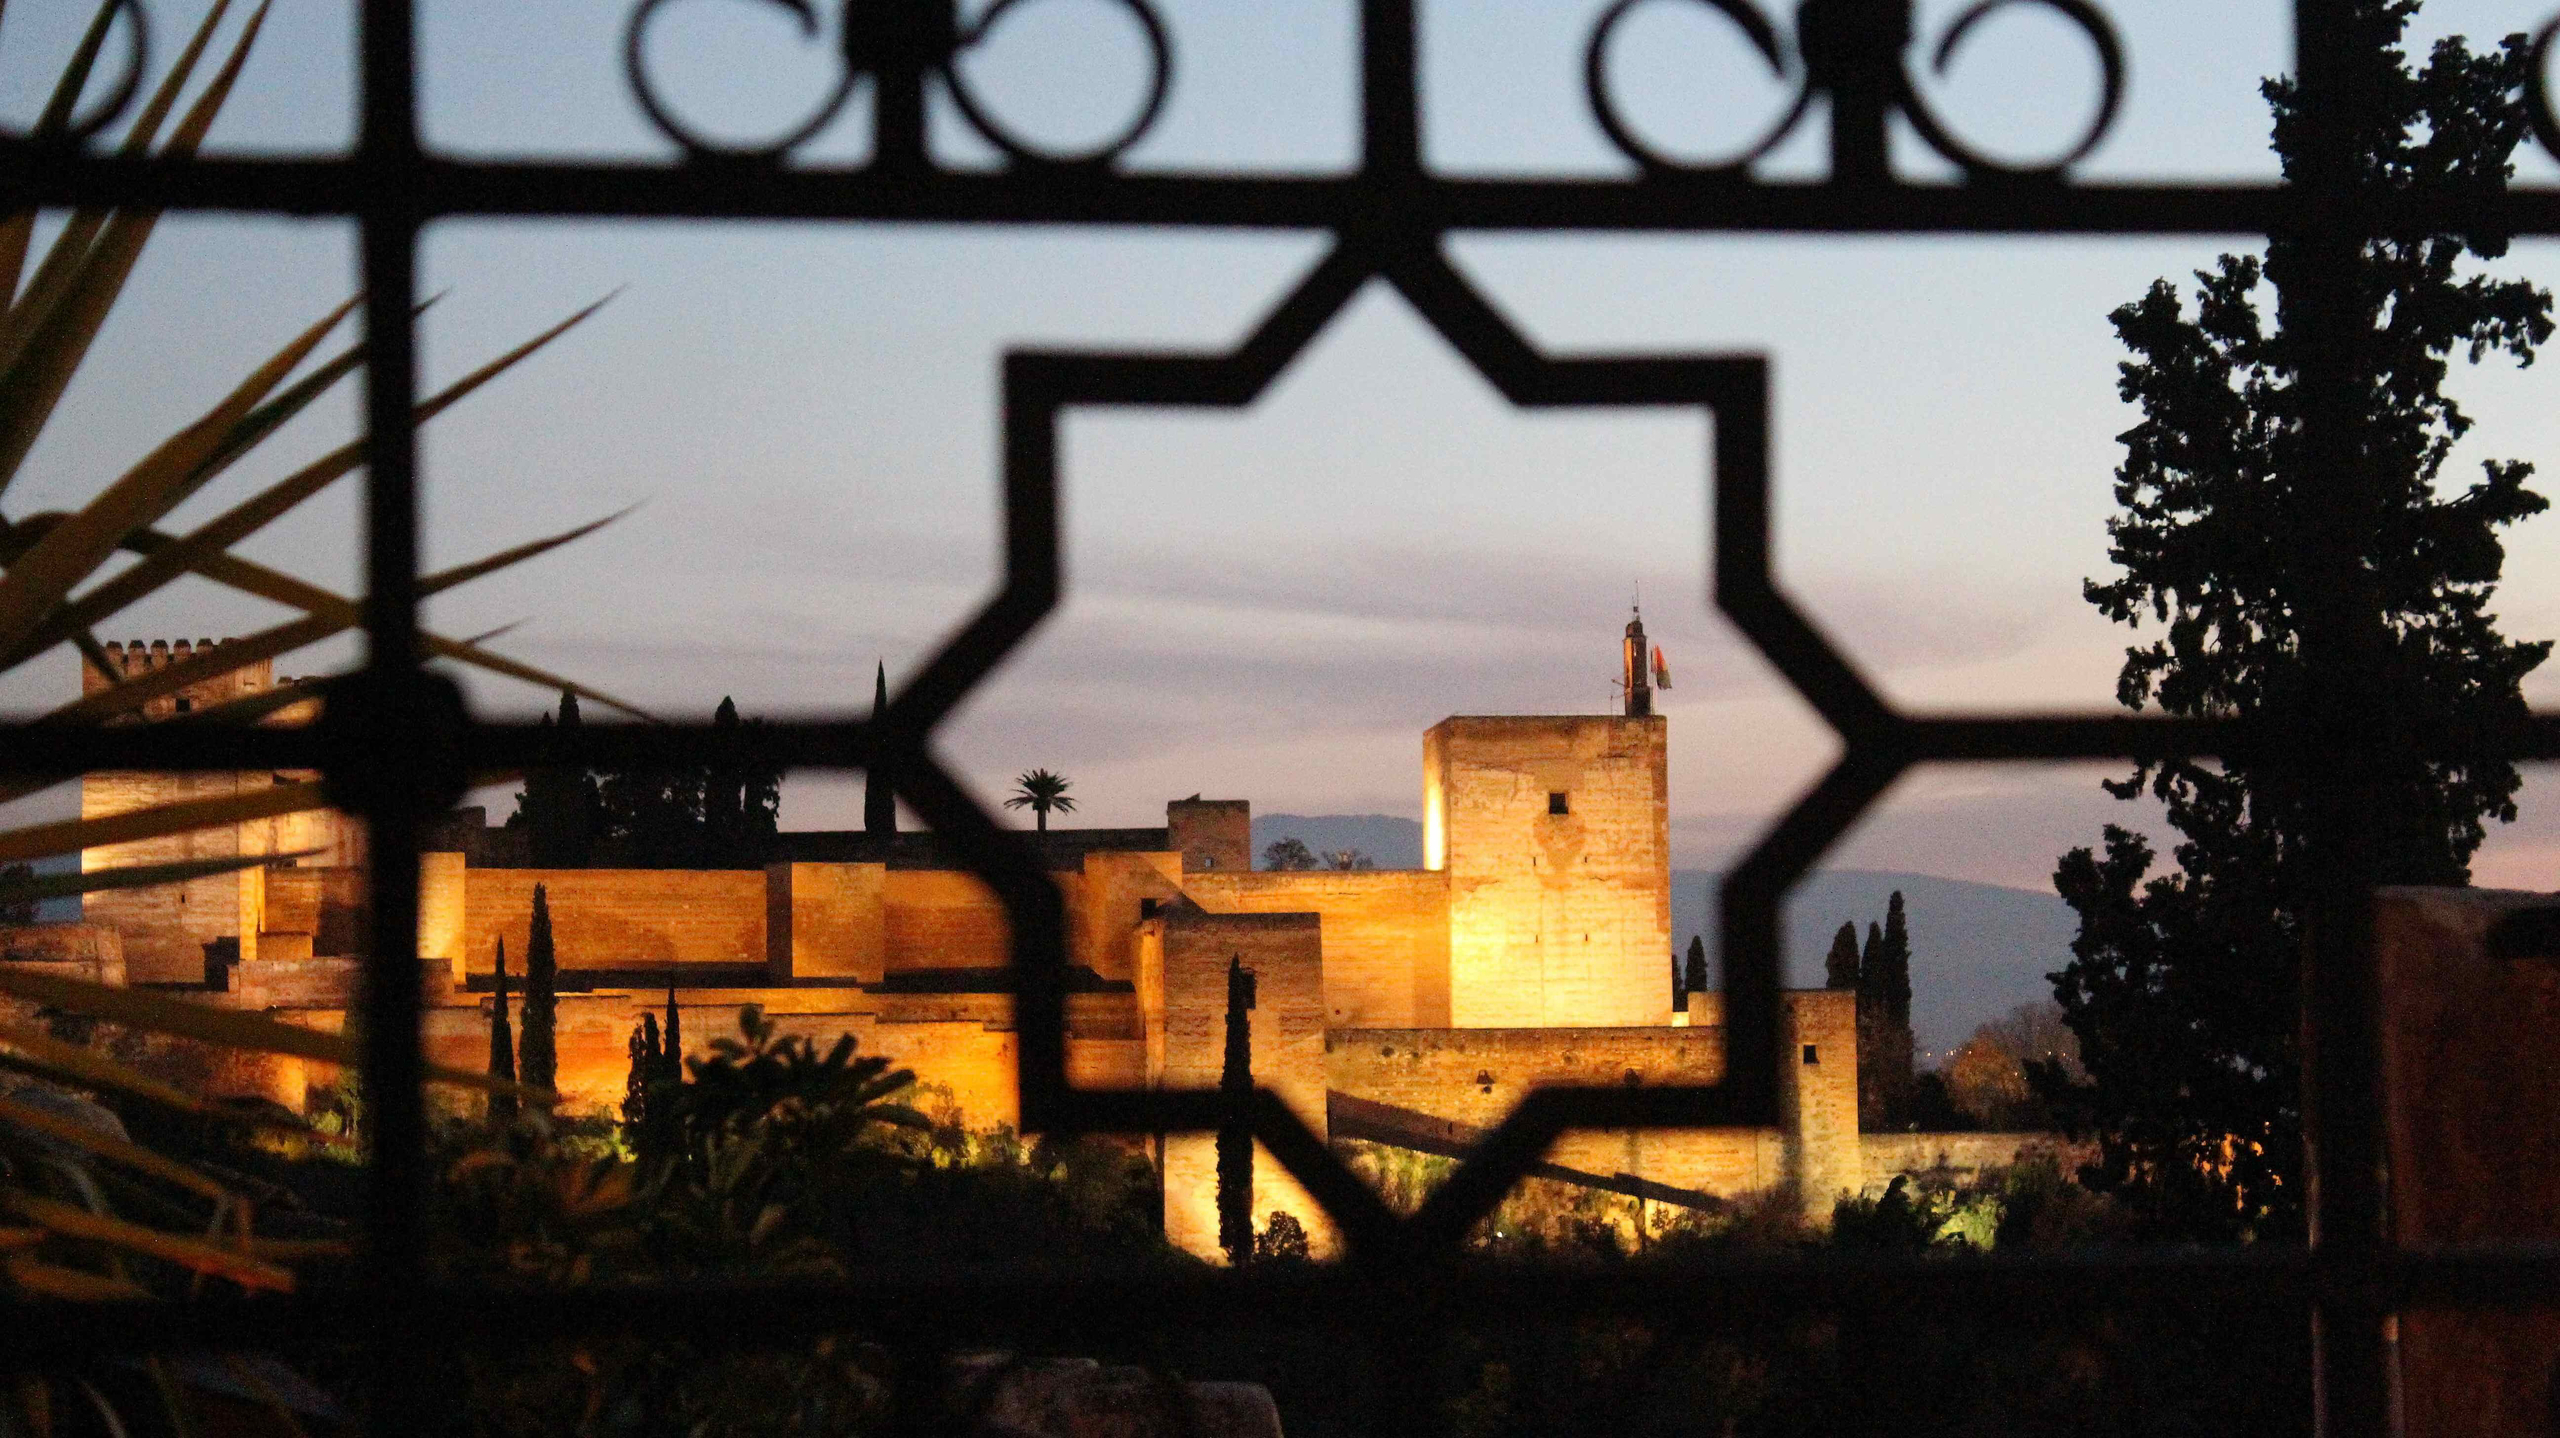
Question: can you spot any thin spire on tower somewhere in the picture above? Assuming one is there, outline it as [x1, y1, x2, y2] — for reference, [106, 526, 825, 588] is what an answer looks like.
[864, 660, 895, 836]
[1623, 604, 1653, 718]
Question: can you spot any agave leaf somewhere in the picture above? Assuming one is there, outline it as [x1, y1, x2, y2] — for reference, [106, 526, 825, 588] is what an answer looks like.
[458, 619, 527, 647]
[0, 296, 359, 661]
[163, 543, 656, 720]
[0, 0, 130, 304]
[0, 780, 326, 866]
[0, 1097, 232, 1203]
[0, 849, 317, 906]
[0, 0, 240, 376]
[6, 1190, 292, 1291]
[59, 508, 627, 726]
[0, 968, 562, 1106]
[0, 1, 271, 496]
[4, 1253, 154, 1301]
[22, 294, 610, 657]
[0, 510, 652, 721]
[0, 1022, 316, 1136]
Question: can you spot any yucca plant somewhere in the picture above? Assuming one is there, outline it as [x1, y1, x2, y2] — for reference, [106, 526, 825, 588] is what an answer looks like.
[0, 0, 629, 1341]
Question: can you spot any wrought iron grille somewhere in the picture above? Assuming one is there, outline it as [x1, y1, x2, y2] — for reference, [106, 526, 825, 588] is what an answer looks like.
[9, 1, 2560, 1434]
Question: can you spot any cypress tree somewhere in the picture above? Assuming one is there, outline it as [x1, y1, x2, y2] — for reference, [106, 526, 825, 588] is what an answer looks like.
[514, 692, 596, 867]
[864, 661, 895, 837]
[1823, 921, 1861, 990]
[1216, 955, 1256, 1267]
[1878, 891, 1913, 1030]
[662, 985, 682, 1083]
[624, 1012, 657, 1135]
[487, 938, 517, 1124]
[1682, 935, 1708, 998]
[520, 884, 559, 1093]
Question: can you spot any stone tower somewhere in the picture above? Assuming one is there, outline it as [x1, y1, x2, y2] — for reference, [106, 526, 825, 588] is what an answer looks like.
[78, 640, 365, 983]
[1422, 702, 1671, 1028]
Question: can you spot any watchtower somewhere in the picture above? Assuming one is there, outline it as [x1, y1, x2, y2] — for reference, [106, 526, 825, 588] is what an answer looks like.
[1422, 709, 1671, 1028]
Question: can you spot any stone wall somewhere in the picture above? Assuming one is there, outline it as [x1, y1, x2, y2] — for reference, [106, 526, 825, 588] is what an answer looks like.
[767, 862, 886, 982]
[881, 869, 1014, 974]
[460, 868, 769, 973]
[1425, 716, 1670, 1027]
[1330, 989, 1862, 1213]
[1182, 869, 1449, 1028]
[1151, 908, 1334, 1262]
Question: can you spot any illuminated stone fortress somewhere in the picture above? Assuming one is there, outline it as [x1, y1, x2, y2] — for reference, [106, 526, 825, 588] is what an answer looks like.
[74, 615, 1885, 1260]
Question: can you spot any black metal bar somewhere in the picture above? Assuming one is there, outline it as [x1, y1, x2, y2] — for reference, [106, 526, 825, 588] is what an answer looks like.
[1362, 0, 1420, 177]
[40, 148, 2560, 235]
[354, 7, 429, 1438]
[29, 1241, 2560, 1364]
[2288, 5, 2394, 1434]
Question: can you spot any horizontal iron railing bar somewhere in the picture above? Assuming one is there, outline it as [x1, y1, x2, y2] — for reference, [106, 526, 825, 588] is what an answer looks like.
[0, 718, 875, 776]
[16, 708, 2560, 776]
[1900, 714, 2249, 761]
[22, 152, 2560, 235]
[16, 1245, 2560, 1361]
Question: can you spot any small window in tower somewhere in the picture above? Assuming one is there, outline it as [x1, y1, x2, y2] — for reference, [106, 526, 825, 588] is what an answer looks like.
[1802, 1044, 1820, 1066]
[1548, 791, 1569, 815]
[1138, 898, 1160, 920]
[173, 697, 192, 713]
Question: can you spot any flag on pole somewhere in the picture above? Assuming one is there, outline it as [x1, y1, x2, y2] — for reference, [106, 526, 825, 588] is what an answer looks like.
[1651, 645, 1672, 690]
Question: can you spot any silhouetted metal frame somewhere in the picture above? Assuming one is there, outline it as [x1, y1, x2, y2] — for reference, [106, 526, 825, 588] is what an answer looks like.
[3, 1, 2558, 1435]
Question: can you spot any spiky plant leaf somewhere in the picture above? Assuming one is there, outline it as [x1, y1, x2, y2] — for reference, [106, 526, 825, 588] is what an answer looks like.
[12, 291, 600, 661]
[6, 1191, 292, 1291]
[0, 1022, 315, 1135]
[0, 0, 241, 388]
[0, 0, 137, 303]
[0, 849, 316, 906]
[0, 781, 325, 866]
[0, 967, 561, 1104]
[0, 1, 271, 493]
[58, 507, 629, 725]
[0, 294, 358, 656]
[0, 1097, 232, 1203]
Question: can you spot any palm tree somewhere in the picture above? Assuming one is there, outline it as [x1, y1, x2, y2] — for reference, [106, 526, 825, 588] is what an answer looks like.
[1004, 768, 1077, 831]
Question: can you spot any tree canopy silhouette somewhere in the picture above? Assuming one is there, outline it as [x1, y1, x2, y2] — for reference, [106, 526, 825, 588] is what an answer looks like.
[2047, 5, 2552, 1238]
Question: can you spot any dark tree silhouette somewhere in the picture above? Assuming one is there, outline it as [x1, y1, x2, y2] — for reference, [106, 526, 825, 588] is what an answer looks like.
[1004, 769, 1076, 832]
[1856, 899, 1914, 1129]
[1823, 921, 1861, 991]
[509, 692, 596, 867]
[1217, 955, 1256, 1267]
[1261, 837, 1317, 871]
[519, 884, 559, 1093]
[2048, 7, 2552, 1238]
[486, 937, 517, 1124]
[1682, 934, 1708, 999]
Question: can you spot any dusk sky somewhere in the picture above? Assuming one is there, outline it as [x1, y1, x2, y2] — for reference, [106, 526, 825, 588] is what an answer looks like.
[8, 1, 2560, 896]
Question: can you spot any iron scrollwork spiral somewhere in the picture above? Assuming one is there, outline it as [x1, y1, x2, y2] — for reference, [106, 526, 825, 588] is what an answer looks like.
[2528, 17, 2560, 165]
[626, 0, 1171, 165]
[1586, 0, 2125, 180]
[4, 0, 150, 147]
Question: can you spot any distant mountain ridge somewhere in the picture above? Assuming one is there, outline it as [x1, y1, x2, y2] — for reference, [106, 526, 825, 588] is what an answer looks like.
[1250, 814, 2068, 1052]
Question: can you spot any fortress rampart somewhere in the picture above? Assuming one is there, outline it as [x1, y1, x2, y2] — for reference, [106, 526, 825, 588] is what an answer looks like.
[60, 630, 1973, 1258]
